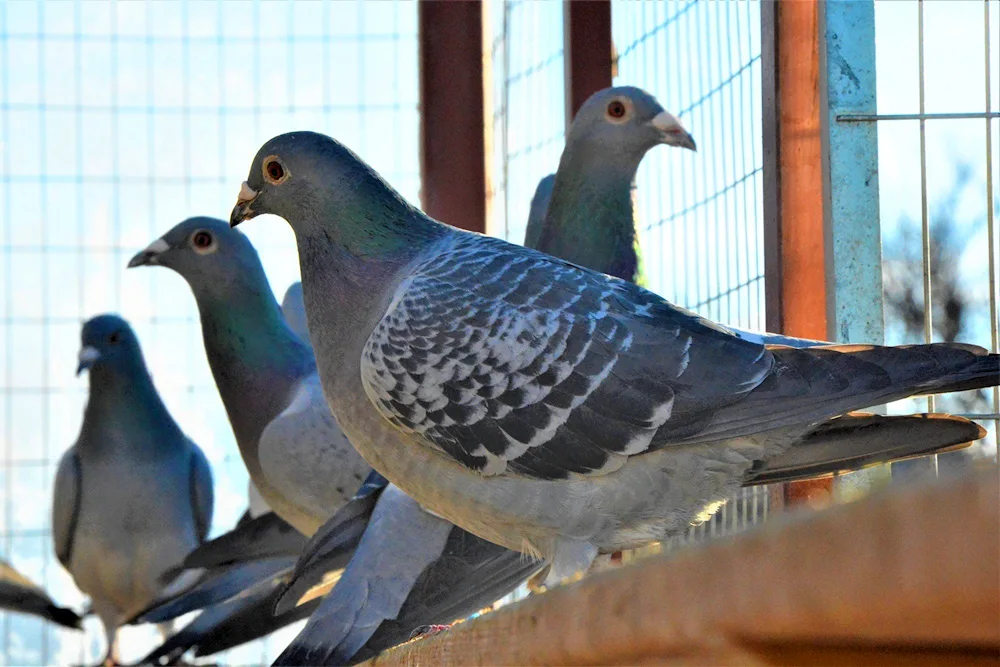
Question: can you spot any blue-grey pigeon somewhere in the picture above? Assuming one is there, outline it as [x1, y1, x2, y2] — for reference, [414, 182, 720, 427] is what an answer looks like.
[54, 314, 213, 664]
[525, 86, 825, 349]
[230, 130, 997, 581]
[129, 219, 539, 662]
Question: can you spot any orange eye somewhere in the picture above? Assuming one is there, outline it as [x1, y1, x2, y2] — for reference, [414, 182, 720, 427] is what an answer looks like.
[192, 231, 213, 249]
[265, 160, 285, 182]
[607, 100, 627, 119]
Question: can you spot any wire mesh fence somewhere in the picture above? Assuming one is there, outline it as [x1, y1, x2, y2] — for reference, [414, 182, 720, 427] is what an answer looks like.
[487, 0, 566, 242]
[0, 1, 419, 664]
[868, 0, 999, 473]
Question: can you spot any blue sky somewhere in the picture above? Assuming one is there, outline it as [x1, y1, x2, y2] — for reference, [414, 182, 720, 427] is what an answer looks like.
[0, 1, 998, 665]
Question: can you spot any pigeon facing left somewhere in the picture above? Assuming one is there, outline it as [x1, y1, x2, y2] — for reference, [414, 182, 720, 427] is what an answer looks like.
[0, 559, 82, 630]
[54, 315, 213, 665]
[231, 130, 998, 582]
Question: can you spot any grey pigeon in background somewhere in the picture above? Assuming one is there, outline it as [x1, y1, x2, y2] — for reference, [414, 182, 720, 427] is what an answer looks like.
[129, 218, 369, 535]
[54, 314, 213, 664]
[231, 130, 997, 582]
[282, 281, 313, 351]
[131, 218, 538, 662]
[0, 559, 82, 630]
[525, 86, 825, 349]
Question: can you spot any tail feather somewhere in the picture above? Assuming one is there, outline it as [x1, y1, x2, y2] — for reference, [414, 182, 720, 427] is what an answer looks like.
[132, 557, 295, 624]
[183, 512, 307, 570]
[743, 412, 983, 486]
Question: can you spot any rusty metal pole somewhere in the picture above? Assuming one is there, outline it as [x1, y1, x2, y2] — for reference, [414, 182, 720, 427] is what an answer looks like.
[419, 0, 487, 233]
[563, 0, 612, 128]
[762, 0, 834, 509]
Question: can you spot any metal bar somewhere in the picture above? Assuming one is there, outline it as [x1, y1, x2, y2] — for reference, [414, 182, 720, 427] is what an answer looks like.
[419, 0, 487, 233]
[838, 112, 1000, 121]
[563, 0, 611, 127]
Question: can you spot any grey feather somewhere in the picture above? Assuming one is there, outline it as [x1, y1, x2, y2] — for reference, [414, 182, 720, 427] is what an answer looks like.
[282, 281, 313, 350]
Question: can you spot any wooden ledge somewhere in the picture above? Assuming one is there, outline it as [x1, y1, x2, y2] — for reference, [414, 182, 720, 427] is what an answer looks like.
[366, 469, 1000, 666]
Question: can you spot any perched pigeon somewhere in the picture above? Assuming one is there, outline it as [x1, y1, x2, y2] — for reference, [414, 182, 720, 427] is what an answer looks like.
[230, 130, 998, 581]
[130, 218, 538, 661]
[525, 86, 826, 350]
[129, 219, 369, 535]
[54, 315, 213, 664]
[0, 560, 82, 630]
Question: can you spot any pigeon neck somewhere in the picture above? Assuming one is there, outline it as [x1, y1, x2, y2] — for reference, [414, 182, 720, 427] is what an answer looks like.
[196, 287, 314, 466]
[295, 221, 442, 396]
[538, 150, 643, 285]
[81, 366, 184, 458]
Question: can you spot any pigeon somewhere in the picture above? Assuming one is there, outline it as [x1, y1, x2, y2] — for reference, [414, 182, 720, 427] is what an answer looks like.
[230, 130, 998, 581]
[128, 218, 370, 536]
[524, 86, 826, 350]
[54, 314, 213, 664]
[0, 559, 82, 630]
[130, 218, 538, 661]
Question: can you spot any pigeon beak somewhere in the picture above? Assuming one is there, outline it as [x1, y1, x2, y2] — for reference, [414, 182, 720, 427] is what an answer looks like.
[230, 181, 260, 227]
[650, 111, 697, 151]
[76, 346, 101, 376]
[127, 238, 170, 268]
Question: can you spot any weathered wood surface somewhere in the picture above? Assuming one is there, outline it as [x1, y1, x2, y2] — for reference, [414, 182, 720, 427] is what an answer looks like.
[364, 469, 1000, 666]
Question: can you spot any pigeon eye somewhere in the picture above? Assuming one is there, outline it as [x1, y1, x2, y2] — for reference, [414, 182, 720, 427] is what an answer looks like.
[108, 332, 121, 344]
[192, 231, 213, 248]
[606, 100, 628, 120]
[264, 159, 287, 184]
[191, 230, 216, 254]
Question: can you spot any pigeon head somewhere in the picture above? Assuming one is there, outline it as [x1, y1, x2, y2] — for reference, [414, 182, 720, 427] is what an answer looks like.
[567, 86, 696, 161]
[77, 314, 144, 377]
[228, 131, 431, 258]
[229, 131, 406, 228]
[128, 216, 269, 296]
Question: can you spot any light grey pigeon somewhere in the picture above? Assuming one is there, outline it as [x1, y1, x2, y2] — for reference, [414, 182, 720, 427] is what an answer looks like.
[128, 219, 369, 535]
[54, 314, 213, 664]
[526, 86, 826, 350]
[282, 281, 313, 351]
[129, 218, 539, 661]
[230, 130, 997, 581]
[0, 559, 82, 630]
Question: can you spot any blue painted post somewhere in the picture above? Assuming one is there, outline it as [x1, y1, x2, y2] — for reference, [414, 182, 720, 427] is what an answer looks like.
[821, 0, 893, 495]
[822, 0, 883, 346]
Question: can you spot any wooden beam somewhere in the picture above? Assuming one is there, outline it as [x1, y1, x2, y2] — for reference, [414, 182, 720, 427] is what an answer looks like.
[762, 0, 832, 507]
[366, 470, 999, 666]
[563, 0, 612, 127]
[419, 0, 486, 233]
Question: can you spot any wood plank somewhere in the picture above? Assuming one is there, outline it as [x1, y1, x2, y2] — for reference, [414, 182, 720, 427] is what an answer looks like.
[419, 0, 487, 233]
[365, 470, 999, 666]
